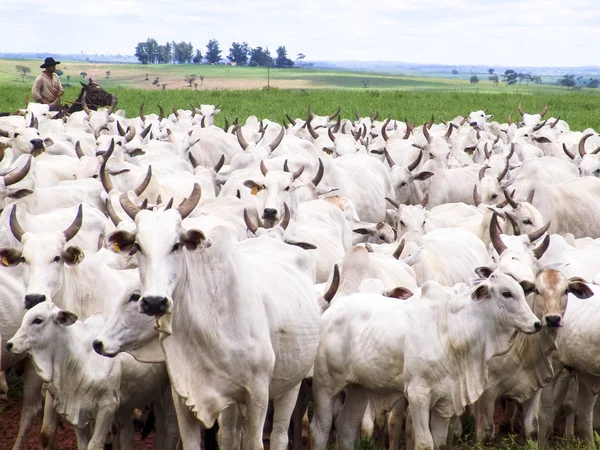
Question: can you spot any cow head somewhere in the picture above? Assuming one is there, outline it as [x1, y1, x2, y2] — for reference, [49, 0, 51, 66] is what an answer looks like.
[105, 184, 209, 316]
[0, 126, 51, 158]
[0, 205, 84, 309]
[385, 149, 433, 205]
[467, 110, 494, 129]
[518, 103, 548, 128]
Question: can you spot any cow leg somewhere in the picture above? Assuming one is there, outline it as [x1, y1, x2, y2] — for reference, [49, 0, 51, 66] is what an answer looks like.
[270, 383, 302, 450]
[574, 377, 598, 443]
[40, 390, 59, 450]
[115, 411, 135, 450]
[11, 360, 44, 450]
[406, 391, 434, 450]
[218, 404, 239, 450]
[74, 425, 91, 450]
[88, 407, 118, 450]
[538, 370, 573, 450]
[309, 383, 337, 450]
[446, 414, 462, 450]
[430, 409, 449, 450]
[243, 382, 270, 450]
[405, 406, 415, 450]
[171, 387, 202, 450]
[334, 385, 369, 450]
[154, 385, 182, 450]
[498, 399, 517, 435]
[289, 378, 310, 450]
[474, 392, 496, 442]
[360, 399, 375, 441]
[388, 396, 406, 450]
[522, 390, 542, 442]
[562, 376, 579, 438]
[0, 370, 8, 401]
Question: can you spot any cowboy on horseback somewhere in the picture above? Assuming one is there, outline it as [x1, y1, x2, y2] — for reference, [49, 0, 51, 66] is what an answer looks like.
[32, 57, 64, 110]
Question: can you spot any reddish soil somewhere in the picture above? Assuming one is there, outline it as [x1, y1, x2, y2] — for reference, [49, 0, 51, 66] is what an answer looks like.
[0, 396, 155, 450]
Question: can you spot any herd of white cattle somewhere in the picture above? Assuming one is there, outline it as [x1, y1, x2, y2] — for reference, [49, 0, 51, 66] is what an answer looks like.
[1, 100, 600, 450]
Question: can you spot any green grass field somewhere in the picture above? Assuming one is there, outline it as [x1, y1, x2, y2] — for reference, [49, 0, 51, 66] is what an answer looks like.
[1, 58, 599, 131]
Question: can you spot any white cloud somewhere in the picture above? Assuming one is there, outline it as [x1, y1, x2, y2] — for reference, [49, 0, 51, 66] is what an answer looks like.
[1, 0, 598, 67]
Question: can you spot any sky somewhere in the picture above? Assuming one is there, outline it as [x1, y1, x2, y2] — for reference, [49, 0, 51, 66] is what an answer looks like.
[1, 0, 598, 67]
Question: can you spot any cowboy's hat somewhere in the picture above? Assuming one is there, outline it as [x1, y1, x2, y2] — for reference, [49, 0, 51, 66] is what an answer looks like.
[40, 57, 60, 68]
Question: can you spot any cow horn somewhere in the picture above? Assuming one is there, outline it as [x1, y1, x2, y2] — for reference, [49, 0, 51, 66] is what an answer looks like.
[223, 118, 229, 132]
[94, 125, 109, 140]
[392, 239, 405, 260]
[311, 158, 324, 186]
[308, 105, 314, 120]
[550, 116, 560, 128]
[0, 128, 9, 138]
[107, 95, 117, 115]
[444, 123, 455, 139]
[563, 143, 576, 160]
[259, 160, 268, 177]
[269, 127, 285, 151]
[306, 119, 319, 139]
[484, 142, 491, 159]
[503, 188, 519, 209]
[526, 189, 535, 204]
[157, 105, 164, 122]
[119, 193, 142, 220]
[385, 197, 400, 209]
[236, 126, 249, 150]
[533, 235, 550, 260]
[29, 113, 35, 129]
[139, 104, 146, 122]
[407, 149, 423, 172]
[497, 160, 509, 182]
[540, 104, 548, 118]
[381, 121, 390, 142]
[124, 125, 136, 143]
[329, 106, 341, 120]
[371, 110, 379, 121]
[164, 198, 174, 210]
[365, 243, 374, 252]
[421, 193, 429, 208]
[473, 185, 481, 207]
[214, 154, 225, 173]
[172, 106, 179, 118]
[102, 138, 115, 162]
[332, 116, 341, 133]
[177, 183, 201, 219]
[507, 114, 513, 125]
[355, 109, 361, 121]
[532, 119, 548, 132]
[9, 205, 25, 242]
[99, 159, 114, 193]
[139, 123, 152, 139]
[592, 146, 600, 155]
[189, 104, 196, 118]
[243, 208, 259, 234]
[116, 121, 126, 137]
[189, 153, 199, 168]
[63, 204, 83, 242]
[283, 160, 304, 180]
[140, 199, 148, 210]
[422, 123, 431, 142]
[518, 103, 526, 117]
[323, 264, 340, 303]
[402, 123, 411, 140]
[383, 149, 396, 167]
[82, 92, 92, 116]
[579, 133, 592, 158]
[4, 156, 31, 186]
[505, 211, 521, 235]
[428, 115, 434, 129]
[286, 114, 296, 126]
[328, 126, 336, 143]
[280, 203, 291, 230]
[528, 221, 551, 243]
[507, 142, 515, 161]
[133, 166, 152, 196]
[75, 141, 85, 159]
[106, 199, 122, 226]
[490, 212, 508, 255]
[200, 116, 206, 128]
[479, 165, 488, 181]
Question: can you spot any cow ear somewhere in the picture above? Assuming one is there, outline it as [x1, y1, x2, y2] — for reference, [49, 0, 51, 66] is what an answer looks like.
[533, 136, 551, 144]
[352, 228, 371, 235]
[0, 248, 22, 267]
[43, 138, 54, 147]
[474, 266, 493, 279]
[56, 310, 78, 327]
[181, 229, 211, 251]
[385, 287, 413, 300]
[414, 171, 434, 181]
[519, 280, 536, 297]
[8, 189, 34, 199]
[105, 230, 136, 254]
[568, 278, 594, 299]
[471, 284, 489, 301]
[63, 246, 85, 266]
[284, 240, 317, 250]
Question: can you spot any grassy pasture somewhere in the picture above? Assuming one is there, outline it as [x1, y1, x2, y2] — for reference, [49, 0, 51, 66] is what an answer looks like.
[1, 58, 600, 131]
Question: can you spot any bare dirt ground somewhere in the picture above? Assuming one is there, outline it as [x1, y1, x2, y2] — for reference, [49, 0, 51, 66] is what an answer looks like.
[134, 77, 313, 90]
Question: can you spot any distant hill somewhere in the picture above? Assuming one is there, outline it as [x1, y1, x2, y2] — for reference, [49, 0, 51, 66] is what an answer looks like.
[0, 52, 138, 64]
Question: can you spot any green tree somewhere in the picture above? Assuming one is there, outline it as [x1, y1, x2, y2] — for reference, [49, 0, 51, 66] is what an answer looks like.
[135, 38, 159, 64]
[502, 69, 518, 85]
[588, 78, 599, 88]
[470, 74, 479, 84]
[531, 75, 542, 84]
[451, 69, 459, 75]
[275, 46, 294, 68]
[249, 46, 272, 67]
[228, 42, 250, 65]
[489, 74, 499, 86]
[80, 71, 87, 79]
[296, 53, 306, 68]
[15, 65, 31, 82]
[558, 74, 576, 89]
[193, 50, 203, 64]
[173, 41, 194, 64]
[156, 43, 173, 64]
[205, 39, 222, 64]
[184, 74, 197, 87]
[488, 68, 495, 75]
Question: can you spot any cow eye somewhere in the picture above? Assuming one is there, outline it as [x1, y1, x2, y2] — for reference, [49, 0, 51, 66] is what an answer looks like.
[400, 182, 407, 187]
[535, 288, 540, 295]
[502, 291, 513, 298]
[171, 242, 181, 253]
[523, 219, 532, 225]
[284, 186, 290, 191]
[32, 318, 43, 325]
[19, 256, 26, 263]
[128, 293, 141, 303]
[52, 256, 61, 263]
[134, 242, 142, 252]
[379, 234, 385, 240]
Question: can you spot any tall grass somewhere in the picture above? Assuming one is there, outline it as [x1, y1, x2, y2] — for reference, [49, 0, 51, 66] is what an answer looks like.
[1, 84, 599, 131]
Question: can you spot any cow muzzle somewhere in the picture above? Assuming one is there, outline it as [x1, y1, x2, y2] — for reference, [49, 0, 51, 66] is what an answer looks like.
[545, 315, 562, 328]
[92, 339, 116, 357]
[24, 294, 46, 310]
[263, 208, 278, 221]
[140, 296, 169, 316]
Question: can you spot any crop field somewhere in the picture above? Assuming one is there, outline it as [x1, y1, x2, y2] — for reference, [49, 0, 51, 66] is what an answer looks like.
[1, 58, 600, 132]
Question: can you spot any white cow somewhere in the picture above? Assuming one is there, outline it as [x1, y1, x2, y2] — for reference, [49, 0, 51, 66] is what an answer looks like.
[310, 272, 541, 450]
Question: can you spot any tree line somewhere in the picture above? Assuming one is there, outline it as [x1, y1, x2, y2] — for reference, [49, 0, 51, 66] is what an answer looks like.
[134, 38, 300, 68]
